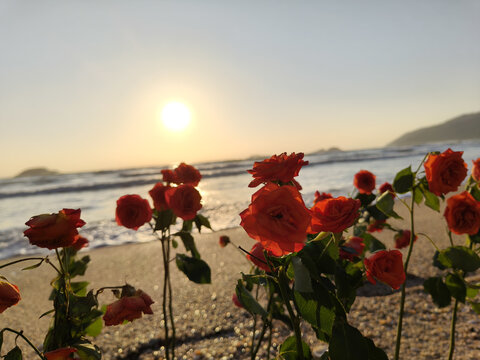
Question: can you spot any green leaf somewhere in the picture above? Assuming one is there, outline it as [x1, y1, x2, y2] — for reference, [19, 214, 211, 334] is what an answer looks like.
[376, 191, 402, 219]
[364, 337, 389, 360]
[74, 340, 102, 360]
[292, 257, 313, 293]
[298, 235, 338, 276]
[174, 231, 200, 259]
[361, 233, 386, 252]
[335, 263, 364, 311]
[468, 228, 480, 244]
[329, 319, 369, 360]
[277, 336, 312, 360]
[467, 285, 480, 299]
[469, 185, 480, 201]
[39, 309, 55, 319]
[437, 246, 480, 272]
[181, 219, 193, 232]
[85, 315, 103, 337]
[153, 209, 176, 231]
[176, 254, 211, 284]
[171, 239, 178, 248]
[469, 301, 480, 315]
[70, 281, 90, 296]
[445, 273, 466, 303]
[393, 166, 414, 194]
[21, 259, 44, 271]
[294, 289, 335, 339]
[69, 256, 90, 278]
[194, 214, 212, 233]
[235, 280, 268, 318]
[356, 193, 376, 207]
[5, 346, 22, 360]
[413, 187, 423, 204]
[423, 277, 451, 308]
[422, 188, 440, 212]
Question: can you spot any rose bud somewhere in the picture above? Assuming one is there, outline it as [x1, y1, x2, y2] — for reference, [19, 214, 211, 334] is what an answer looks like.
[219, 235, 230, 248]
[0, 279, 21, 313]
[161, 169, 177, 184]
[115, 194, 152, 230]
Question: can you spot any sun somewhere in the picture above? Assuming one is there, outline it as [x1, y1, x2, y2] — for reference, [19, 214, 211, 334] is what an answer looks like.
[160, 102, 191, 131]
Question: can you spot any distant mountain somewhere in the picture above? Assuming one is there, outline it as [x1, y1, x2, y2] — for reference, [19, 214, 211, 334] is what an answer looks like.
[388, 112, 480, 147]
[15, 167, 59, 178]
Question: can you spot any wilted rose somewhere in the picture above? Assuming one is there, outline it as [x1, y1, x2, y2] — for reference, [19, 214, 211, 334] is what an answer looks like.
[339, 236, 365, 261]
[247, 152, 308, 189]
[24, 208, 86, 249]
[103, 289, 154, 326]
[165, 184, 202, 220]
[173, 163, 202, 186]
[240, 183, 311, 255]
[219, 235, 230, 248]
[354, 170, 376, 194]
[424, 148, 467, 196]
[310, 196, 361, 234]
[115, 194, 152, 230]
[444, 191, 480, 235]
[364, 250, 406, 290]
[0, 280, 21, 313]
[394, 230, 417, 249]
[149, 182, 171, 211]
[44, 347, 77, 360]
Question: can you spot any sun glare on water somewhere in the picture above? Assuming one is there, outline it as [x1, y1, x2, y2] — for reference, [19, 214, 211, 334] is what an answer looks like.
[160, 102, 191, 131]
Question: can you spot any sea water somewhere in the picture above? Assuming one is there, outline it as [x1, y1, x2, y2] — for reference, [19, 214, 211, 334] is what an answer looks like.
[0, 142, 479, 259]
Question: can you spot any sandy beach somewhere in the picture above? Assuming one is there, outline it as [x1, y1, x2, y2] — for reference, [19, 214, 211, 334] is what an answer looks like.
[2, 199, 480, 360]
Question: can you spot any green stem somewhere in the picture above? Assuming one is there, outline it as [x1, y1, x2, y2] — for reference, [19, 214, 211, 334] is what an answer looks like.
[252, 287, 274, 359]
[394, 192, 416, 360]
[278, 265, 304, 360]
[0, 257, 47, 270]
[1, 328, 46, 359]
[166, 231, 176, 358]
[448, 299, 459, 360]
[159, 232, 171, 360]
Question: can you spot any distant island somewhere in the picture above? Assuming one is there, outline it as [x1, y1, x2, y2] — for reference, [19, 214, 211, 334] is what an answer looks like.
[388, 112, 480, 147]
[15, 167, 59, 178]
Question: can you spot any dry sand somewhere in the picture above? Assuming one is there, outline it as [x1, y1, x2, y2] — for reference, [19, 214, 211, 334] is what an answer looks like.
[1, 199, 480, 359]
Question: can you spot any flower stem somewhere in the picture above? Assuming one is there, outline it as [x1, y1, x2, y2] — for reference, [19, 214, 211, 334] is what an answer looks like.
[159, 232, 171, 360]
[394, 192, 416, 360]
[0, 257, 47, 270]
[1, 328, 46, 359]
[278, 265, 304, 360]
[448, 299, 459, 360]
[166, 232, 176, 358]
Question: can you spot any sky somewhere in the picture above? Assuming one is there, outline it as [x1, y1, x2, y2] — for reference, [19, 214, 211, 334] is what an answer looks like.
[0, 1, 479, 178]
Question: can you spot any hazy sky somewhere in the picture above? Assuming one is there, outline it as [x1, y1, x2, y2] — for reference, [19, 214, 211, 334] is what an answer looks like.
[1, 0, 479, 178]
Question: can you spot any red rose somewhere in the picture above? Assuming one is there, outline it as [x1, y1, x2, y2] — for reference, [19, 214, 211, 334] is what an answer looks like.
[44, 347, 77, 360]
[367, 219, 386, 233]
[246, 242, 281, 272]
[310, 196, 361, 234]
[149, 182, 171, 211]
[103, 289, 154, 326]
[339, 236, 365, 261]
[354, 170, 376, 194]
[173, 163, 202, 186]
[0, 280, 21, 313]
[24, 208, 86, 249]
[472, 158, 480, 182]
[364, 250, 406, 290]
[424, 148, 467, 196]
[71, 235, 89, 251]
[444, 191, 480, 235]
[232, 293, 243, 308]
[379, 182, 395, 198]
[165, 184, 202, 220]
[161, 169, 177, 184]
[313, 191, 333, 204]
[394, 230, 417, 249]
[219, 235, 230, 248]
[115, 194, 152, 230]
[247, 152, 308, 189]
[240, 184, 312, 255]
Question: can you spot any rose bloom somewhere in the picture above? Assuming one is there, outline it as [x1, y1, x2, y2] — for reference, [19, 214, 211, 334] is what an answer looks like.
[0, 280, 21, 313]
[472, 158, 480, 182]
[219, 235, 230, 248]
[232, 293, 243, 308]
[173, 163, 202, 186]
[339, 237, 365, 261]
[394, 230, 417, 249]
[103, 289, 154, 326]
[44, 347, 77, 360]
[240, 183, 311, 255]
[246, 242, 281, 272]
[364, 250, 406, 290]
[71, 235, 89, 251]
[424, 148, 468, 196]
[309, 196, 361, 234]
[24, 208, 86, 250]
[149, 182, 171, 211]
[379, 182, 395, 198]
[115, 195, 152, 230]
[247, 152, 308, 189]
[444, 191, 480, 235]
[313, 191, 333, 204]
[367, 219, 386, 233]
[161, 169, 177, 184]
[354, 170, 376, 194]
[165, 184, 202, 220]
